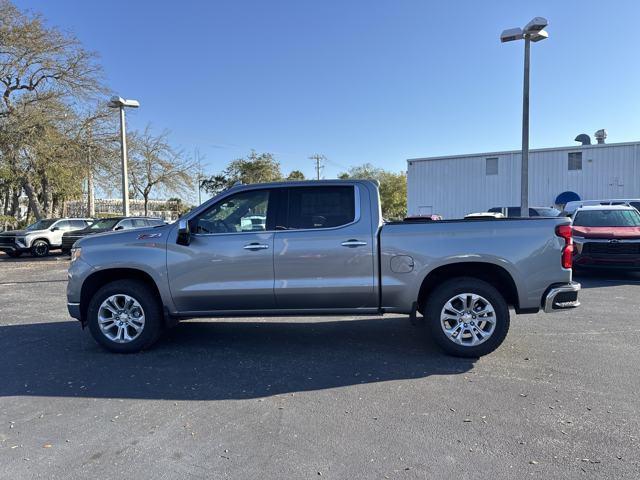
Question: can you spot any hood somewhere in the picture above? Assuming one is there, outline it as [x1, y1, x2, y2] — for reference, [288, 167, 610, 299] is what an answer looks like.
[75, 223, 170, 249]
[64, 227, 109, 237]
[572, 226, 640, 239]
[0, 229, 26, 236]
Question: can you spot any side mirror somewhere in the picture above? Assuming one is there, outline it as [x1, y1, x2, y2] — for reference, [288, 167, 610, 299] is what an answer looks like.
[176, 219, 191, 246]
[114, 225, 124, 231]
[51, 226, 60, 231]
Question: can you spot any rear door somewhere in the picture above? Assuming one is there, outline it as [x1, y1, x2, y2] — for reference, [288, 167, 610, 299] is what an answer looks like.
[167, 188, 277, 312]
[273, 184, 376, 309]
[50, 220, 75, 245]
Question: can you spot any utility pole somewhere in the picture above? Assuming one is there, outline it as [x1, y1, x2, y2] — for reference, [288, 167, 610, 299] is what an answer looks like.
[108, 96, 140, 216]
[309, 154, 325, 180]
[86, 128, 95, 217]
[520, 36, 531, 218]
[500, 17, 548, 218]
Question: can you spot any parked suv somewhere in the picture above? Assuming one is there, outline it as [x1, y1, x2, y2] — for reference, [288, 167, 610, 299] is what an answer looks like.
[61, 217, 166, 254]
[0, 218, 92, 258]
[571, 205, 640, 270]
[563, 199, 640, 216]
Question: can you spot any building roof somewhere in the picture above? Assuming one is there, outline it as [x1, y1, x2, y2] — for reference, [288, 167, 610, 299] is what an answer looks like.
[407, 140, 640, 164]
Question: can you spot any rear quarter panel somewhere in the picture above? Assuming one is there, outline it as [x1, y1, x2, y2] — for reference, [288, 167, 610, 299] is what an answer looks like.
[380, 218, 572, 312]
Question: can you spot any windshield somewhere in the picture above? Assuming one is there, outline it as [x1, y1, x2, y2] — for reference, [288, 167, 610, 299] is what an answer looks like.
[26, 219, 56, 231]
[573, 209, 640, 227]
[90, 218, 120, 230]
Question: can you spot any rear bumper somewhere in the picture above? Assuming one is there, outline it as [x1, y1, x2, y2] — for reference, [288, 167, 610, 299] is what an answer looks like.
[543, 281, 581, 313]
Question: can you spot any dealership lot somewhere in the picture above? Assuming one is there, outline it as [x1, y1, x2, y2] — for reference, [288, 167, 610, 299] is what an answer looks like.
[1, 256, 639, 479]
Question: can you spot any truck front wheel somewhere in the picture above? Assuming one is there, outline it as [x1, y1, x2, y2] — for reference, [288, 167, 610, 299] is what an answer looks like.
[87, 280, 164, 353]
[424, 277, 510, 358]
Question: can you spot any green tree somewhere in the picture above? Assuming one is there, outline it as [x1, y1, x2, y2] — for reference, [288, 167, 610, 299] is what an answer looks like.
[286, 170, 305, 180]
[201, 150, 282, 195]
[339, 163, 407, 220]
[0, 0, 105, 220]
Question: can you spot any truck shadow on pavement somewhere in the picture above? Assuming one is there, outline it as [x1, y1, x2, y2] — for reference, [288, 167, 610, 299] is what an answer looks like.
[0, 318, 475, 401]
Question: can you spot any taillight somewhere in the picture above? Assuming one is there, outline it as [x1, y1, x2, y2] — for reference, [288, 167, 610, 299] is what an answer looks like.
[555, 225, 573, 269]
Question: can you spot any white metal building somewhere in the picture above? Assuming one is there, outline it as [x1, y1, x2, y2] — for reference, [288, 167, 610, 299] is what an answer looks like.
[407, 140, 640, 219]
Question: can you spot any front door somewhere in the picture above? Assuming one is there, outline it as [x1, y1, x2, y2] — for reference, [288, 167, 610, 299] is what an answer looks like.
[167, 188, 276, 312]
[273, 184, 376, 309]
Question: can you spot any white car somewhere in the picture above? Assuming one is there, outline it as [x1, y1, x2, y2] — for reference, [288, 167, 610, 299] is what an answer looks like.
[464, 212, 505, 219]
[0, 218, 93, 258]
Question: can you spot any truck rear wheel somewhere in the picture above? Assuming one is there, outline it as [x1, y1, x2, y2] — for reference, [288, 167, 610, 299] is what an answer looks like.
[424, 277, 510, 358]
[87, 280, 164, 353]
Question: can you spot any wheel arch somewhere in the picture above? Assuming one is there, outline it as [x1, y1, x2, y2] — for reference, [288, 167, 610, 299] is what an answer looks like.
[417, 262, 521, 313]
[30, 237, 51, 246]
[80, 268, 166, 325]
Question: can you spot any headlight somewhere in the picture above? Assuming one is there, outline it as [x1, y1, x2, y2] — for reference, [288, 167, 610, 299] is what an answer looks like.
[70, 247, 82, 263]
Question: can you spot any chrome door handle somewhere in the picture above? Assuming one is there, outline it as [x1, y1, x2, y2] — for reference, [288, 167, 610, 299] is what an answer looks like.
[341, 239, 367, 247]
[243, 243, 269, 250]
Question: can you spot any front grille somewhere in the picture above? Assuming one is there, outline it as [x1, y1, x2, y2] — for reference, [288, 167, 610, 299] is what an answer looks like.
[0, 235, 16, 246]
[62, 236, 81, 249]
[584, 242, 640, 255]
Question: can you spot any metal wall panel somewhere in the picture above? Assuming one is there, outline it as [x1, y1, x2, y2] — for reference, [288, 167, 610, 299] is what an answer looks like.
[408, 143, 640, 219]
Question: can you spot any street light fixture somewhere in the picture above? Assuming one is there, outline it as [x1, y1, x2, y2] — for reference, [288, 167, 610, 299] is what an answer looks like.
[501, 17, 549, 218]
[108, 95, 140, 216]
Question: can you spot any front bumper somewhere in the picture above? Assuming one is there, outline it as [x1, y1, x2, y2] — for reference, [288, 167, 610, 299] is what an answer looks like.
[543, 282, 581, 313]
[573, 237, 640, 270]
[67, 302, 81, 320]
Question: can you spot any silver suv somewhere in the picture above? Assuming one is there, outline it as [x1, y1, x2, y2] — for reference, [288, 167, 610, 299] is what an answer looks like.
[0, 218, 92, 258]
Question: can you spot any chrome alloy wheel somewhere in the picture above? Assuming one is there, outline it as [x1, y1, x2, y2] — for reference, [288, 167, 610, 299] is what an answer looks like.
[440, 293, 496, 347]
[98, 294, 146, 343]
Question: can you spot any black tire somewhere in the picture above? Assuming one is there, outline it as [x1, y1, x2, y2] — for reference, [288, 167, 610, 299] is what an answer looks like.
[87, 280, 164, 353]
[30, 239, 50, 258]
[424, 277, 510, 358]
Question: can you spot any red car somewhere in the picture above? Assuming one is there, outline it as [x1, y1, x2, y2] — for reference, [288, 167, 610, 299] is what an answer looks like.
[572, 205, 640, 270]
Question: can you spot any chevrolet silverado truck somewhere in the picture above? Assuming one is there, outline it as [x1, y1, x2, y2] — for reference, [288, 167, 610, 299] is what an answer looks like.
[0, 218, 92, 258]
[66, 180, 580, 357]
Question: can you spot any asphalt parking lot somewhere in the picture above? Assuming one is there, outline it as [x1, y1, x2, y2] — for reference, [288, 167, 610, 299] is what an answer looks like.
[1, 254, 639, 479]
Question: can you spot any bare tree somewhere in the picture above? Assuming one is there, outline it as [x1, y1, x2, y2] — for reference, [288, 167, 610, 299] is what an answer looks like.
[128, 126, 196, 216]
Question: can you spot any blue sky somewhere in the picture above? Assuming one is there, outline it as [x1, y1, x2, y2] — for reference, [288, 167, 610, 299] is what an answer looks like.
[16, 0, 640, 180]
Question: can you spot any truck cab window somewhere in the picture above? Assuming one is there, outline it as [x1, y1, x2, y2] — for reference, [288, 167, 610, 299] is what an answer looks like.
[285, 186, 355, 229]
[194, 189, 270, 234]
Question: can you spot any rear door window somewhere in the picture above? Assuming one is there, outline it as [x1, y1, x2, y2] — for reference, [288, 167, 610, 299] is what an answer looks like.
[284, 186, 355, 229]
[117, 219, 135, 230]
[132, 219, 148, 228]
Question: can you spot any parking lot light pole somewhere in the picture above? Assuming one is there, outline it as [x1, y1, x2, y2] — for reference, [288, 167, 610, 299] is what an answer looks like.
[501, 18, 549, 218]
[108, 96, 140, 216]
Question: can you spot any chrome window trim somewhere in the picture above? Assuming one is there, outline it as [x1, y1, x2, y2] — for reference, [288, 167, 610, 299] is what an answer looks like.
[191, 185, 361, 237]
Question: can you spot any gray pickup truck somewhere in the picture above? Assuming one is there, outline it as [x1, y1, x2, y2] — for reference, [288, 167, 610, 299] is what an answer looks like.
[66, 180, 580, 357]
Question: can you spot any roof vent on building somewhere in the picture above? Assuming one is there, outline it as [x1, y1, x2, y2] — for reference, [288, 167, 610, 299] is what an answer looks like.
[594, 129, 607, 144]
[574, 134, 591, 145]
